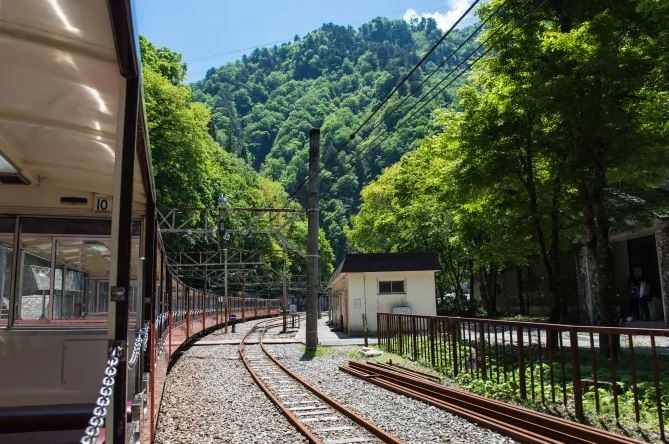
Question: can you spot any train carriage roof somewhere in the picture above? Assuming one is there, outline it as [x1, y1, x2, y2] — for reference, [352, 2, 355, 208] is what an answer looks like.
[0, 0, 152, 215]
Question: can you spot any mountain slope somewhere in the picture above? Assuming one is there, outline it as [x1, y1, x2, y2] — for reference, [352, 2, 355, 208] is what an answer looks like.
[193, 17, 480, 259]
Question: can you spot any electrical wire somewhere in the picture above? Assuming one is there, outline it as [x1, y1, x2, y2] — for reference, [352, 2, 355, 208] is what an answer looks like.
[356, 0, 508, 145]
[349, 0, 479, 141]
[287, 0, 481, 201]
[352, 24, 508, 166]
[349, 0, 542, 174]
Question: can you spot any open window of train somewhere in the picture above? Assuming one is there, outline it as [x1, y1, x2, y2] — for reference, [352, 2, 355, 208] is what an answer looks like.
[0, 217, 14, 326]
[4, 217, 142, 326]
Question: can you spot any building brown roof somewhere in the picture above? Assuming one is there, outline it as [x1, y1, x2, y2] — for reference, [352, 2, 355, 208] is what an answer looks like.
[330, 253, 440, 284]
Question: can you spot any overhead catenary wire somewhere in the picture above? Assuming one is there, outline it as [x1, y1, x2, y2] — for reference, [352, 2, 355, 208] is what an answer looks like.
[287, 0, 481, 202]
[351, 22, 511, 165]
[356, 0, 509, 144]
[341, 0, 542, 182]
[348, 0, 480, 141]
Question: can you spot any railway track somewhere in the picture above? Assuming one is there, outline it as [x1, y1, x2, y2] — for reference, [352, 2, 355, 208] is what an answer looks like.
[341, 360, 642, 444]
[239, 320, 402, 444]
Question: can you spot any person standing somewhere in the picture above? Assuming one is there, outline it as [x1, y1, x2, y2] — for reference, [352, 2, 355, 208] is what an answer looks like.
[638, 277, 651, 321]
[626, 277, 640, 321]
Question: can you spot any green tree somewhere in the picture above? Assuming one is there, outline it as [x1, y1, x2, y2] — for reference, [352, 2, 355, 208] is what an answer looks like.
[193, 20, 481, 259]
[140, 36, 335, 286]
[474, 0, 669, 326]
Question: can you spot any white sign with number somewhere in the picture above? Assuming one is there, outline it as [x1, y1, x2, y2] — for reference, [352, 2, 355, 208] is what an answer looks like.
[94, 195, 112, 212]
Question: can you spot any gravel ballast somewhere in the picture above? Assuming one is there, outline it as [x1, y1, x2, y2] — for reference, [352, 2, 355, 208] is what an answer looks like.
[154, 321, 518, 443]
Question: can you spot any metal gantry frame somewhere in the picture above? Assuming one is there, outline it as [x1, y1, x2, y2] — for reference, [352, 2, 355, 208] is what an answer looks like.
[156, 205, 305, 331]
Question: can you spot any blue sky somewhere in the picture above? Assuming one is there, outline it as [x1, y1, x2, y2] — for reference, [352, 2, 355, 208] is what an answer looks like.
[135, 0, 477, 83]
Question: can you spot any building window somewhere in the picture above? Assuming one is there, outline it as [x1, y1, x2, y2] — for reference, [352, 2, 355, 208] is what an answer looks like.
[379, 280, 405, 294]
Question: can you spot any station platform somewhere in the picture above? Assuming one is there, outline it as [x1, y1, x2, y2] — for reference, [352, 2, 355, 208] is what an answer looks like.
[294, 313, 377, 346]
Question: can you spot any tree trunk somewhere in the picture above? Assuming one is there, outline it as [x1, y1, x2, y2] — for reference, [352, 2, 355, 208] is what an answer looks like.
[520, 139, 566, 323]
[479, 266, 498, 316]
[478, 269, 491, 316]
[517, 267, 527, 315]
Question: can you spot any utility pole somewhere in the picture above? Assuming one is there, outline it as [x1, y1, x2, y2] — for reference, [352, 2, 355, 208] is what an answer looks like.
[306, 128, 320, 350]
[282, 250, 287, 332]
[218, 194, 230, 332]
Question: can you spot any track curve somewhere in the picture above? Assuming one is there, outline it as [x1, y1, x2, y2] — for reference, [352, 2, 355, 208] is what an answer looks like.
[239, 319, 403, 444]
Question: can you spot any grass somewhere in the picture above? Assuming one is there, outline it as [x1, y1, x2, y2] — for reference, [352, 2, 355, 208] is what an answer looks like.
[376, 335, 669, 443]
[301, 345, 339, 359]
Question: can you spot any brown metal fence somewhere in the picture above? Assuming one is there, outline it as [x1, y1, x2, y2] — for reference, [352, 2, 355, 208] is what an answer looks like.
[377, 313, 669, 440]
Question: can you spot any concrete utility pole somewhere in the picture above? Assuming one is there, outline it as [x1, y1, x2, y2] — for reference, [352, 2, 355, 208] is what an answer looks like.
[282, 250, 287, 332]
[306, 128, 320, 350]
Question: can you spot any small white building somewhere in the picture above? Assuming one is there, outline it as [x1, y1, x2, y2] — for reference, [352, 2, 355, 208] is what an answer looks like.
[329, 253, 440, 335]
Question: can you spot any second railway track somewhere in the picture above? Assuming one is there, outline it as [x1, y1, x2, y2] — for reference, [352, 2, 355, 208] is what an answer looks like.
[239, 319, 402, 444]
[341, 360, 642, 444]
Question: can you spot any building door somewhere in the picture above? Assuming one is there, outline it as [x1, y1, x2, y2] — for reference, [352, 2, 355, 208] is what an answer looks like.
[628, 235, 664, 322]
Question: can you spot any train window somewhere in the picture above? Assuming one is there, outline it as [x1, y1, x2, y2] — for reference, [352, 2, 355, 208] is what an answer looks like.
[16, 236, 53, 322]
[54, 238, 110, 321]
[14, 236, 111, 325]
[12, 216, 142, 326]
[85, 280, 109, 314]
[0, 217, 16, 325]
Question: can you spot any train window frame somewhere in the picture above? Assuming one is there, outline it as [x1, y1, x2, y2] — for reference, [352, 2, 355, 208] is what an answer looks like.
[0, 216, 16, 326]
[10, 217, 143, 327]
[0, 243, 14, 326]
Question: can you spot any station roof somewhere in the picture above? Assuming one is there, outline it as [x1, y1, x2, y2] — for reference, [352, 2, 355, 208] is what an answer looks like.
[330, 253, 441, 285]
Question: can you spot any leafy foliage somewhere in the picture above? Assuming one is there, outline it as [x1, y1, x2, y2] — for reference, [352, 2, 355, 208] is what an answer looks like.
[347, 2, 668, 318]
[139, 36, 333, 291]
[192, 19, 480, 259]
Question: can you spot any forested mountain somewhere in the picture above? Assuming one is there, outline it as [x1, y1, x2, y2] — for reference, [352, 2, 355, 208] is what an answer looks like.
[140, 36, 334, 291]
[347, 0, 668, 320]
[192, 17, 479, 259]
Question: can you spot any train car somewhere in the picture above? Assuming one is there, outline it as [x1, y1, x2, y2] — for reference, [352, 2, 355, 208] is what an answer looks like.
[0, 2, 281, 443]
[0, 1, 148, 442]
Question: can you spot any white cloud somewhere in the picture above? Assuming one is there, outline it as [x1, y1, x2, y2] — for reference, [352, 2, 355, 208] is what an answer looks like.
[402, 0, 476, 31]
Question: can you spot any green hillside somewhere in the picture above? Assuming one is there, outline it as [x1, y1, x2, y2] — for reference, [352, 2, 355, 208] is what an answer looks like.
[192, 17, 480, 258]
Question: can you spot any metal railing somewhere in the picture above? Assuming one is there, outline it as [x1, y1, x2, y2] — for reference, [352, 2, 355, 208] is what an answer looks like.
[378, 313, 669, 440]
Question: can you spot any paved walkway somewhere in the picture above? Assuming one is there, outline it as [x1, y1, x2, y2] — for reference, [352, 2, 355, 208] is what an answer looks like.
[294, 313, 377, 346]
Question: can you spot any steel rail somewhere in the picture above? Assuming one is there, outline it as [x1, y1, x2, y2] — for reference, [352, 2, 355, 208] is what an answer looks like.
[258, 328, 403, 444]
[341, 360, 642, 444]
[238, 320, 321, 443]
[240, 319, 403, 444]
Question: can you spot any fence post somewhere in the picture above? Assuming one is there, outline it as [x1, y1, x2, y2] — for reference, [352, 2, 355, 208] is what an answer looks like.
[517, 325, 526, 400]
[451, 319, 459, 376]
[398, 316, 404, 356]
[411, 316, 418, 361]
[479, 322, 487, 380]
[569, 328, 584, 422]
[429, 317, 436, 367]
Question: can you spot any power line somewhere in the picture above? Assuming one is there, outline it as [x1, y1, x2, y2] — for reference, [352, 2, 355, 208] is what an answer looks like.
[346, 0, 546, 179]
[355, 28, 506, 163]
[348, 0, 480, 141]
[356, 0, 508, 145]
[287, 0, 481, 201]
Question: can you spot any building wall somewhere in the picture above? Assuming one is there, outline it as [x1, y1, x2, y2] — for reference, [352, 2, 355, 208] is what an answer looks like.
[656, 227, 669, 326]
[485, 254, 579, 318]
[345, 270, 437, 334]
[331, 274, 348, 331]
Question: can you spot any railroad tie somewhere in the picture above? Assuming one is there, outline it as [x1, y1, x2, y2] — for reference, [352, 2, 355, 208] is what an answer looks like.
[324, 439, 374, 444]
[300, 416, 340, 422]
[294, 409, 333, 416]
[313, 426, 356, 433]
